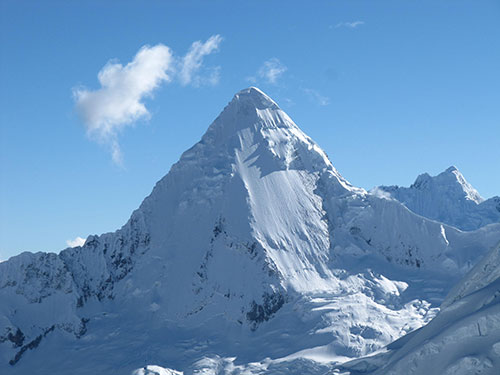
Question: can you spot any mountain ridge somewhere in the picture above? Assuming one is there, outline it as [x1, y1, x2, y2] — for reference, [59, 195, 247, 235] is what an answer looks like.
[1, 87, 499, 374]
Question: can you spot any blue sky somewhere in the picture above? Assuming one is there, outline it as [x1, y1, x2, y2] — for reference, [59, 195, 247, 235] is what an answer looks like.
[1, 0, 499, 260]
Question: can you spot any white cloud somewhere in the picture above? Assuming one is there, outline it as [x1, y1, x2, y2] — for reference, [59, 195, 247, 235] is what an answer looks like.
[335, 21, 364, 29]
[73, 44, 173, 165]
[304, 88, 330, 106]
[250, 58, 287, 84]
[179, 34, 223, 86]
[66, 236, 86, 248]
[73, 35, 222, 165]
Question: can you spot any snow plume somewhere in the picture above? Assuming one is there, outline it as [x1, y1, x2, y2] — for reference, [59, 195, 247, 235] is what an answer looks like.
[253, 58, 287, 84]
[370, 187, 393, 200]
[66, 236, 86, 248]
[73, 35, 222, 165]
[179, 34, 223, 86]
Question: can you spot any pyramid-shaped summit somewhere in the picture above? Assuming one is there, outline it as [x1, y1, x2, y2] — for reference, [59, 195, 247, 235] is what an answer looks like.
[1, 88, 500, 374]
[149, 87, 359, 213]
[134, 88, 361, 312]
[201, 86, 304, 146]
[231, 86, 280, 109]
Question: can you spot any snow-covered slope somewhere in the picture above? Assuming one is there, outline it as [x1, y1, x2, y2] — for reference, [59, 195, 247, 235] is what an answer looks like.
[339, 241, 500, 375]
[1, 87, 500, 374]
[377, 167, 500, 231]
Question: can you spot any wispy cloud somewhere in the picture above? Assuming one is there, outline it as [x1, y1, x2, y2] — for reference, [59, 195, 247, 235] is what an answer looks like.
[335, 21, 364, 29]
[73, 35, 222, 165]
[66, 236, 86, 248]
[248, 58, 287, 85]
[179, 35, 223, 86]
[304, 88, 330, 106]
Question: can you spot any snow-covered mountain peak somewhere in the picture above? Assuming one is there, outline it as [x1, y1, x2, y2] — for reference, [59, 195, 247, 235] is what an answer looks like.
[137, 87, 362, 299]
[411, 166, 483, 203]
[232, 86, 280, 110]
[201, 86, 299, 146]
[161, 86, 362, 203]
[379, 166, 499, 231]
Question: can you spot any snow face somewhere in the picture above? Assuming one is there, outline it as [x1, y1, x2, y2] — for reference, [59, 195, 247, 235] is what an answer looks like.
[377, 167, 500, 231]
[1, 87, 499, 374]
[442, 240, 500, 308]
[338, 242, 500, 375]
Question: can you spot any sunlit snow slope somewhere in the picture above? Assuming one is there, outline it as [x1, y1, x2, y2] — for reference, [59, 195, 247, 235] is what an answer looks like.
[1, 88, 499, 374]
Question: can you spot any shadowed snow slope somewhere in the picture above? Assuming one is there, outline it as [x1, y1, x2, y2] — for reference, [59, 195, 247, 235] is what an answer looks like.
[1, 87, 500, 374]
[377, 167, 500, 231]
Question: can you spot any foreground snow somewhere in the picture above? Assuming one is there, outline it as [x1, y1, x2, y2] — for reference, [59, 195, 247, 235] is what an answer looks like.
[338, 241, 500, 375]
[1, 88, 499, 374]
[132, 243, 500, 374]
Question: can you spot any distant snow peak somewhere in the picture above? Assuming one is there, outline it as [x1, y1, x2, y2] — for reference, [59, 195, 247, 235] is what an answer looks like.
[411, 166, 482, 202]
[378, 166, 499, 231]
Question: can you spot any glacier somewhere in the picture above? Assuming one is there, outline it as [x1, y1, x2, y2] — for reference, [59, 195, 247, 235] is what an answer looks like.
[1, 87, 499, 374]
